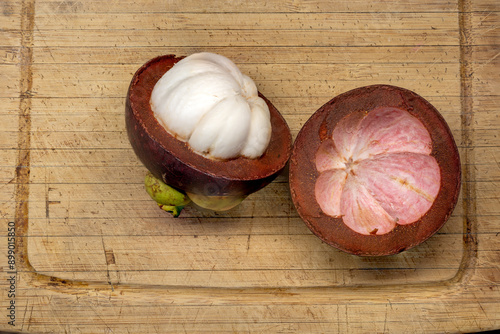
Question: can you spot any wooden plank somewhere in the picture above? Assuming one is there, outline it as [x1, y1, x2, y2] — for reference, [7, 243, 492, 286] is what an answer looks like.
[33, 28, 459, 48]
[0, 302, 497, 333]
[30, 78, 460, 101]
[36, 0, 459, 14]
[30, 63, 462, 84]
[33, 46, 462, 65]
[26, 234, 464, 272]
[34, 12, 459, 31]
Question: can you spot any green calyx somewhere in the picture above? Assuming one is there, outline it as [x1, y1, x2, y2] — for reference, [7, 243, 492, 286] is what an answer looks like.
[144, 172, 191, 217]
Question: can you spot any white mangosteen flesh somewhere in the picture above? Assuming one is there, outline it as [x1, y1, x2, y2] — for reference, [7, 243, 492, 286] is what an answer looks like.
[149, 52, 272, 160]
[314, 107, 441, 236]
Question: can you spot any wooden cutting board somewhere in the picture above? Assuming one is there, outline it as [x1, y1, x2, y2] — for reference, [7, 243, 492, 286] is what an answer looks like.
[1, 0, 499, 332]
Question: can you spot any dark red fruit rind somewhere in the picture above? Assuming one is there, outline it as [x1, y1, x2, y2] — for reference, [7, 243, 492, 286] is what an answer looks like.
[126, 55, 292, 197]
[289, 85, 461, 256]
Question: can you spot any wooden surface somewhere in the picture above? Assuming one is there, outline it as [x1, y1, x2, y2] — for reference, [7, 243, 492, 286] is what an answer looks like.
[1, 0, 499, 332]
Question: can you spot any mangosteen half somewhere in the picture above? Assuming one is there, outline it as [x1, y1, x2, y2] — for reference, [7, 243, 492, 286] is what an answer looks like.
[289, 85, 461, 256]
[126, 54, 292, 213]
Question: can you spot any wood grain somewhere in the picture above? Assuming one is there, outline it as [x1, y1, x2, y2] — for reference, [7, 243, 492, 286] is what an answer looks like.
[1, 0, 499, 332]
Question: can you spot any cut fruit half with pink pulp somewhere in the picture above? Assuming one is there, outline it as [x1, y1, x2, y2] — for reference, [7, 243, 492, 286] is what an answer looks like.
[289, 85, 461, 256]
[314, 107, 441, 235]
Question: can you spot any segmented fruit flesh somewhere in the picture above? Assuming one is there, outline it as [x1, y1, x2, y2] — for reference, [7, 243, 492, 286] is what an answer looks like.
[314, 106, 441, 235]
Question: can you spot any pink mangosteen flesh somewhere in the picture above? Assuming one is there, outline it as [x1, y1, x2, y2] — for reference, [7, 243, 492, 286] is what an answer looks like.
[314, 107, 441, 236]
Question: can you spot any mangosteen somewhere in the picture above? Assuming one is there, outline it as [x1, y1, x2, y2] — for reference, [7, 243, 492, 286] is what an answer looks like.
[289, 85, 461, 256]
[126, 53, 292, 213]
